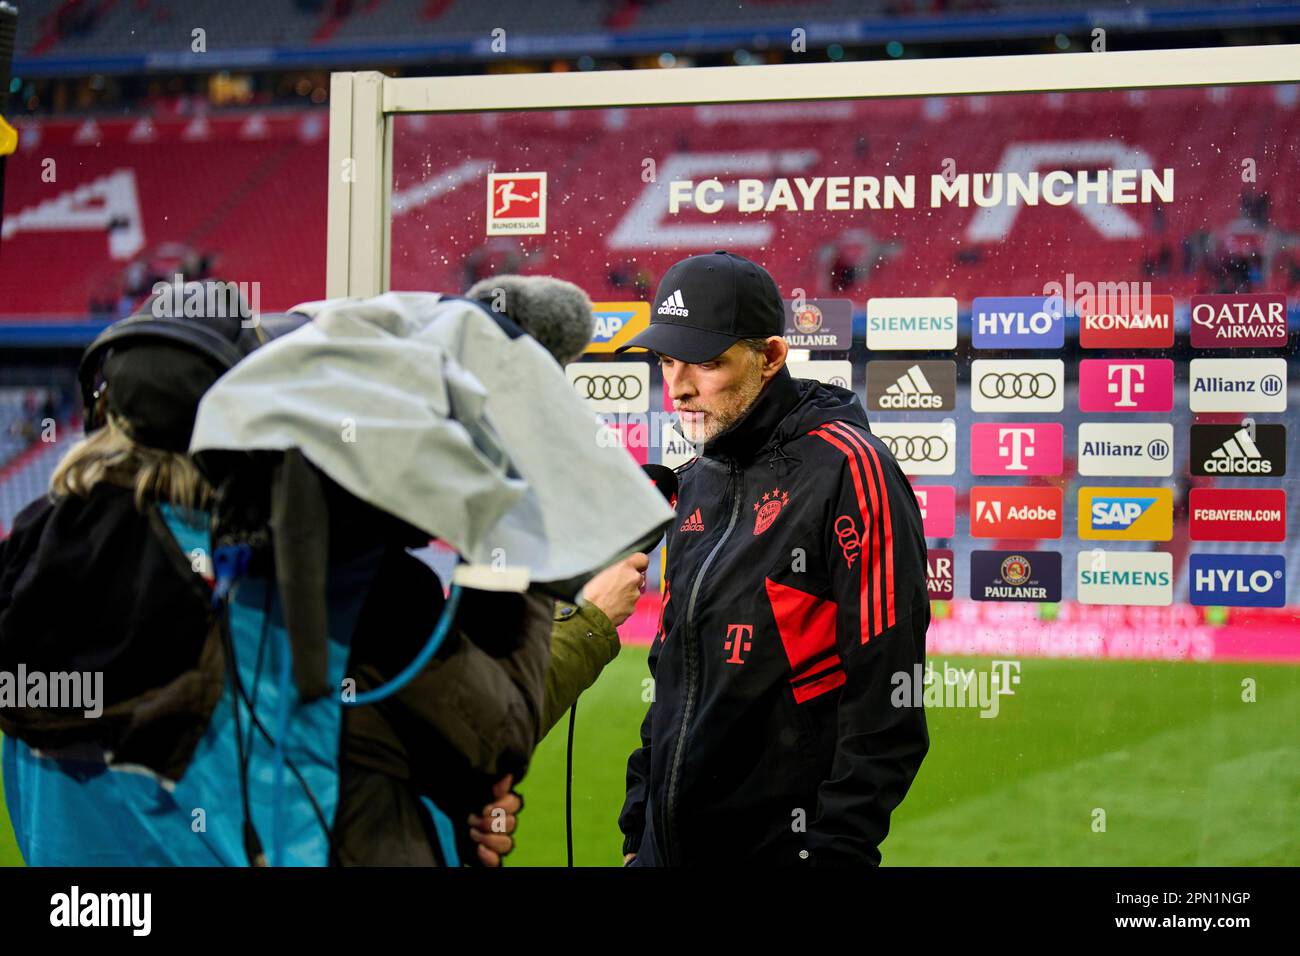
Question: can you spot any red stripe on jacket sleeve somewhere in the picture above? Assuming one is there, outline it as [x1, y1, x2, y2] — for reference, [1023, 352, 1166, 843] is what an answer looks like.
[810, 427, 876, 644]
[829, 422, 896, 631]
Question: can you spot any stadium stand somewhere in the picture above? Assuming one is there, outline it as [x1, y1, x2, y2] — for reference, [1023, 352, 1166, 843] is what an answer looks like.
[4, 86, 1298, 317]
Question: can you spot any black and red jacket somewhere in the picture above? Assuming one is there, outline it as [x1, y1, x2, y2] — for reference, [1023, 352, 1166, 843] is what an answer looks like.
[620, 366, 929, 866]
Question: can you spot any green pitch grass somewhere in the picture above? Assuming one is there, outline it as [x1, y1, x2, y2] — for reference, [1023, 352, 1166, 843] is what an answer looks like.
[3, 649, 1297, 867]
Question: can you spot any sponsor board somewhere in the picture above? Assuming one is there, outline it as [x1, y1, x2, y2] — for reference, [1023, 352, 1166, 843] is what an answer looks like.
[970, 359, 1064, 413]
[586, 302, 651, 354]
[927, 548, 955, 600]
[486, 171, 546, 235]
[969, 486, 1063, 539]
[1189, 358, 1287, 413]
[1076, 549, 1174, 606]
[783, 298, 853, 350]
[871, 420, 957, 476]
[1077, 486, 1174, 541]
[1078, 359, 1174, 413]
[1189, 293, 1288, 348]
[1078, 294, 1175, 349]
[865, 297, 958, 350]
[866, 360, 956, 411]
[912, 484, 956, 538]
[970, 550, 1062, 603]
[1189, 488, 1287, 542]
[1189, 554, 1286, 607]
[660, 421, 696, 470]
[971, 295, 1064, 349]
[1077, 422, 1173, 477]
[787, 359, 853, 389]
[565, 361, 650, 413]
[1189, 423, 1286, 477]
[970, 423, 1063, 476]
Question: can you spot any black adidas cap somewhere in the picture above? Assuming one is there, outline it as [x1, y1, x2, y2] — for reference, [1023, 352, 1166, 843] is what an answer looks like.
[615, 251, 784, 363]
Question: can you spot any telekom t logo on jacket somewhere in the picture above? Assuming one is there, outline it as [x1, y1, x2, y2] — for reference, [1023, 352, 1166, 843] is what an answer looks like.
[970, 423, 1063, 476]
[724, 624, 754, 665]
[1079, 359, 1174, 412]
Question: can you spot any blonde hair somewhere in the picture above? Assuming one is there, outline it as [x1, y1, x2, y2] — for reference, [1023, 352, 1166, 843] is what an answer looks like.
[49, 413, 213, 513]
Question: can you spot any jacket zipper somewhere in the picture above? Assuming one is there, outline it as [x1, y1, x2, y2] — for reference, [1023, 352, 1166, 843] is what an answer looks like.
[661, 459, 741, 865]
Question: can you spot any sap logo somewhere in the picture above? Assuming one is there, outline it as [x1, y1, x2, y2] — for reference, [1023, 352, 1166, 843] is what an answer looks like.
[1091, 497, 1155, 530]
[592, 312, 629, 342]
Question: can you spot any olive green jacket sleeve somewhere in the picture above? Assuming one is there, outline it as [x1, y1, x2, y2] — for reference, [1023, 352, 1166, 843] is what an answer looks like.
[539, 599, 621, 740]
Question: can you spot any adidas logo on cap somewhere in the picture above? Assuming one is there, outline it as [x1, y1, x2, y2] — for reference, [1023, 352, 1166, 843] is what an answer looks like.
[881, 364, 941, 409]
[1205, 426, 1271, 474]
[657, 289, 690, 318]
[679, 507, 705, 532]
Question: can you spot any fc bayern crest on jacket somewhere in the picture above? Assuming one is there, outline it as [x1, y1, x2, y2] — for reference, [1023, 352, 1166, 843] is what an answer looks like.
[753, 487, 789, 535]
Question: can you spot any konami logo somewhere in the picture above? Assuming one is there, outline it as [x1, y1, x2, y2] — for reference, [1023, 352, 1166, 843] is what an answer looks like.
[1078, 294, 1175, 349]
[969, 486, 1063, 539]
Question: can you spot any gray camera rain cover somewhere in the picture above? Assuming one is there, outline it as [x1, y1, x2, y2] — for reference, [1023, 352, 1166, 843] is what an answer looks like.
[189, 291, 673, 598]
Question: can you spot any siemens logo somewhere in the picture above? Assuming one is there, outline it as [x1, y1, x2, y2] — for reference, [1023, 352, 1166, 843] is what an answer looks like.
[1076, 550, 1173, 606]
[866, 297, 958, 350]
[1080, 570, 1171, 587]
[869, 316, 955, 331]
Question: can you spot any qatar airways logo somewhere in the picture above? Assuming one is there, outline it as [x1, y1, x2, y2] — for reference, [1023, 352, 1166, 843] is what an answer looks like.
[1079, 359, 1173, 413]
[1190, 294, 1288, 348]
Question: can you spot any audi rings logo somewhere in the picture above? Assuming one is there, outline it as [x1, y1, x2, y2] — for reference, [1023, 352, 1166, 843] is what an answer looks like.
[882, 434, 950, 462]
[978, 372, 1057, 400]
[572, 374, 643, 401]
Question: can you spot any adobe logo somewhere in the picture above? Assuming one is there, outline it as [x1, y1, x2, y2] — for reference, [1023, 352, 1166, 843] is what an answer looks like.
[970, 486, 1063, 539]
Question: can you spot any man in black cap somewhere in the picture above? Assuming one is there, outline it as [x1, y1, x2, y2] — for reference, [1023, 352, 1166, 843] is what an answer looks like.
[615, 251, 930, 866]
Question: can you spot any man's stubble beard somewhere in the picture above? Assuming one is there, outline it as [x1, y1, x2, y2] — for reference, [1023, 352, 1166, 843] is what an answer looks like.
[684, 361, 765, 445]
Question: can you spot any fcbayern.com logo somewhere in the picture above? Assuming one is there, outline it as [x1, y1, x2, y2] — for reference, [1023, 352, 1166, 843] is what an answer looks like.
[1189, 488, 1287, 543]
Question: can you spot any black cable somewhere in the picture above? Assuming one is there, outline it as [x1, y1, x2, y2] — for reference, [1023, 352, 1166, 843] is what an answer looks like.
[216, 602, 265, 866]
[565, 700, 577, 867]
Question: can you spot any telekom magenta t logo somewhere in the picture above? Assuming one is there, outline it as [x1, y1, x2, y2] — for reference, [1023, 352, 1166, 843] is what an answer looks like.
[970, 423, 1062, 476]
[1107, 363, 1145, 407]
[1079, 359, 1174, 413]
[724, 624, 754, 665]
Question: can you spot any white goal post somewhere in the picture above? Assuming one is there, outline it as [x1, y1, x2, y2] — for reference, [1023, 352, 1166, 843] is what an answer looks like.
[325, 43, 1300, 300]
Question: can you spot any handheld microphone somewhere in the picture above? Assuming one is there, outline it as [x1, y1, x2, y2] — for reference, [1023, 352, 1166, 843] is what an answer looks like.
[642, 463, 679, 508]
